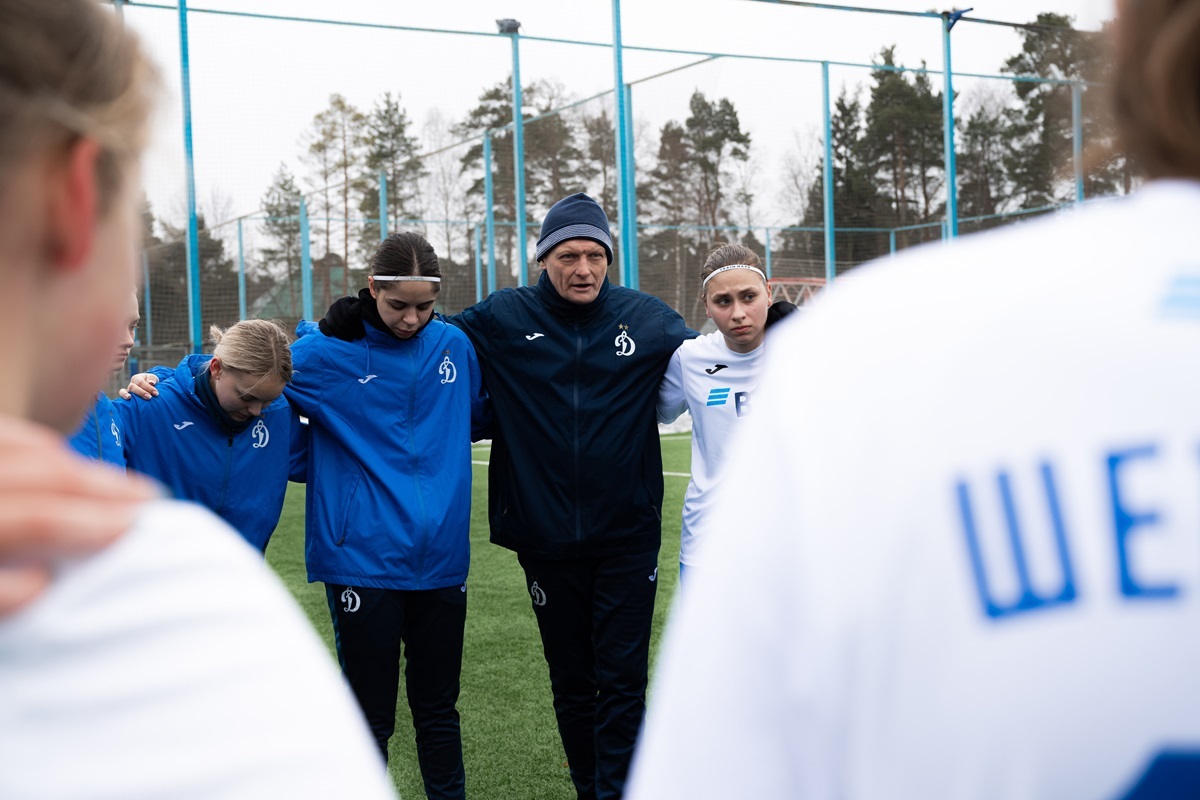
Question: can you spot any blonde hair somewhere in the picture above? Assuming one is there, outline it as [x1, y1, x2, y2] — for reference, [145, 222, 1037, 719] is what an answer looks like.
[210, 320, 293, 384]
[1113, 0, 1200, 180]
[0, 0, 158, 212]
[698, 242, 765, 299]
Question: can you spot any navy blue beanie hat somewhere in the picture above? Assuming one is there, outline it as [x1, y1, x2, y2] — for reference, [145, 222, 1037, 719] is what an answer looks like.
[535, 193, 613, 265]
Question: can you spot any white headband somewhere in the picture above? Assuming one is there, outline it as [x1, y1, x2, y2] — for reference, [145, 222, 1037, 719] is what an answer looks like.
[371, 275, 441, 283]
[702, 264, 767, 287]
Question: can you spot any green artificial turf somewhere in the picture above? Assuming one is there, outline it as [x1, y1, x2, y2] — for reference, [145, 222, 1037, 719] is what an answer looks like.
[265, 432, 692, 799]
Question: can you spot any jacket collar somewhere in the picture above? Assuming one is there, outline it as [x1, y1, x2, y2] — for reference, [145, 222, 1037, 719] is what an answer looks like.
[534, 270, 611, 323]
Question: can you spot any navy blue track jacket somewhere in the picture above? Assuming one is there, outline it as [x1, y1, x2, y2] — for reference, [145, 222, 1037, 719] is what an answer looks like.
[451, 272, 692, 560]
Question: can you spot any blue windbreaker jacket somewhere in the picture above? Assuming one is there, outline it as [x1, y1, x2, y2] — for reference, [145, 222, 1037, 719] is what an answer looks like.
[114, 354, 301, 552]
[450, 272, 692, 560]
[287, 315, 488, 591]
[68, 391, 124, 467]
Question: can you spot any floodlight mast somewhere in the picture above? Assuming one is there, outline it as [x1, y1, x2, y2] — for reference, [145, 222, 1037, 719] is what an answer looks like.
[498, 18, 529, 284]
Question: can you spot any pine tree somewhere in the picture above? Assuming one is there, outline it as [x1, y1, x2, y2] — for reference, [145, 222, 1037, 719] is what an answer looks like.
[523, 81, 590, 220]
[359, 92, 425, 269]
[310, 94, 365, 293]
[1002, 13, 1117, 207]
[684, 91, 751, 232]
[454, 78, 516, 284]
[860, 48, 944, 242]
[957, 85, 1014, 225]
[639, 121, 702, 322]
[582, 109, 618, 220]
[259, 163, 302, 319]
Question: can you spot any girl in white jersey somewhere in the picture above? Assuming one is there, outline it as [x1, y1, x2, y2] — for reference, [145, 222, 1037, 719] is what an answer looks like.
[657, 243, 772, 581]
[630, 2, 1200, 798]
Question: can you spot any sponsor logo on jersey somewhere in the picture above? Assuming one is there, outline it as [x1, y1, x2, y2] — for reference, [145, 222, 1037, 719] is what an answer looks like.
[173, 421, 194, 430]
[341, 588, 361, 613]
[530, 581, 547, 607]
[735, 391, 752, 417]
[1159, 273, 1200, 317]
[251, 418, 270, 449]
[525, 332, 545, 340]
[649, 567, 658, 582]
[357, 374, 378, 384]
[705, 364, 729, 375]
[615, 324, 636, 357]
[707, 388, 731, 406]
[439, 352, 458, 384]
[111, 420, 120, 447]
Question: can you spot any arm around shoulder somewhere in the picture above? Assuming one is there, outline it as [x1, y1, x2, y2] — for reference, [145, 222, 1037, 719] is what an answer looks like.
[657, 348, 688, 424]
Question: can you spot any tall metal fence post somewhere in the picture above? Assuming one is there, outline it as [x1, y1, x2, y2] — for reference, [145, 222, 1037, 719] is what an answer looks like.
[611, 0, 633, 288]
[141, 250, 153, 347]
[889, 229, 897, 257]
[1072, 82, 1084, 203]
[509, 29, 529, 287]
[177, 0, 202, 351]
[622, 81, 639, 290]
[764, 227, 773, 279]
[941, 10, 964, 238]
[300, 199, 313, 321]
[237, 218, 246, 320]
[821, 61, 836, 284]
[379, 170, 389, 240]
[474, 226, 484, 304]
[484, 131, 497, 296]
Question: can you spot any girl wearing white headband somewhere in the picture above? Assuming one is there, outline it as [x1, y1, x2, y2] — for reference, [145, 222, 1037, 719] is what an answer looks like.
[286, 230, 488, 797]
[657, 243, 774, 583]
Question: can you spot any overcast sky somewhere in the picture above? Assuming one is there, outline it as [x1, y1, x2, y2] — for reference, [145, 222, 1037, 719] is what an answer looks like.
[123, 0, 1117, 238]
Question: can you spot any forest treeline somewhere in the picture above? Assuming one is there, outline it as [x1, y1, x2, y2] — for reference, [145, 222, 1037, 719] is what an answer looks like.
[140, 13, 1119, 339]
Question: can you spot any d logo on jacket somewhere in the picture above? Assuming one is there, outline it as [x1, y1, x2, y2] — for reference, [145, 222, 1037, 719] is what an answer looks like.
[251, 419, 270, 449]
[615, 324, 636, 357]
[439, 354, 458, 384]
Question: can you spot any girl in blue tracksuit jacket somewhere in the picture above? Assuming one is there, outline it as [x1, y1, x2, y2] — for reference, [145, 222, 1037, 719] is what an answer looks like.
[68, 288, 142, 467]
[115, 320, 303, 552]
[286, 231, 488, 799]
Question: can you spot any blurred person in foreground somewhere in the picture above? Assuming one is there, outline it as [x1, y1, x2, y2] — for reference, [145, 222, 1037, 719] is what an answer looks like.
[0, 1, 394, 796]
[627, 1, 1200, 797]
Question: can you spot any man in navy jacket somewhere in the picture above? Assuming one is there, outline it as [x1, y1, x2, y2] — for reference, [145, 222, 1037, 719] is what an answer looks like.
[451, 194, 691, 800]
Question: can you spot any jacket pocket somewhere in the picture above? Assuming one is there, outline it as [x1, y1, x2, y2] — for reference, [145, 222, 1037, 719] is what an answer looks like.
[335, 473, 362, 546]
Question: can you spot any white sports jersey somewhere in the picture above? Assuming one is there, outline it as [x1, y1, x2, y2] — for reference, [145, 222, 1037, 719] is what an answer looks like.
[0, 499, 396, 800]
[658, 331, 764, 565]
[628, 180, 1200, 800]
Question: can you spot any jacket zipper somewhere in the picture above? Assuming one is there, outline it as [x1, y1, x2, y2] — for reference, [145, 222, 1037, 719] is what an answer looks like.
[410, 346, 430, 580]
[573, 323, 582, 541]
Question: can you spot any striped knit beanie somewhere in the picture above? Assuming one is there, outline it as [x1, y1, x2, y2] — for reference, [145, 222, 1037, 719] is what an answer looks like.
[534, 193, 614, 265]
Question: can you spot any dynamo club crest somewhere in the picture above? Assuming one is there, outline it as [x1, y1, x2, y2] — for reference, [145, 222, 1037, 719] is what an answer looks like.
[615, 324, 636, 357]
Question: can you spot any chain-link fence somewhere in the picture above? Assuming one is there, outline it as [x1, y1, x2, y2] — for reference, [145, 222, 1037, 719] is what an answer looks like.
[118, 0, 1124, 366]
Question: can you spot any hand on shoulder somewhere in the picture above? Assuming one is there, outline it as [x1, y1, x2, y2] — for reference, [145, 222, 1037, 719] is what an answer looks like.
[0, 415, 156, 615]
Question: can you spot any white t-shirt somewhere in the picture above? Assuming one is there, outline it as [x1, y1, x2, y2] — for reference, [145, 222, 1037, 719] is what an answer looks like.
[627, 180, 1200, 800]
[0, 499, 395, 800]
[658, 331, 764, 566]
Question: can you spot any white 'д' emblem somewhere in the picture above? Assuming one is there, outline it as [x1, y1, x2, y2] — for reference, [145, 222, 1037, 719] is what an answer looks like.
[615, 324, 636, 357]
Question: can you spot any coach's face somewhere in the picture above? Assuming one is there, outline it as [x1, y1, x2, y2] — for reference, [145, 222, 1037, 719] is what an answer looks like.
[542, 239, 608, 305]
